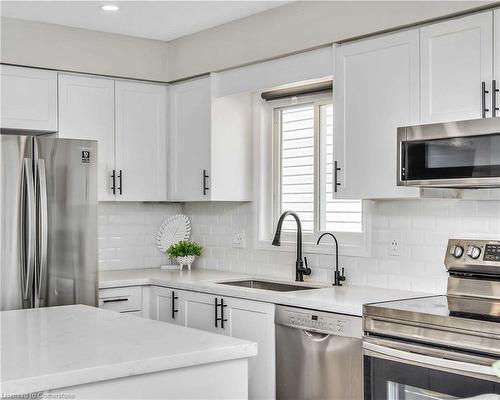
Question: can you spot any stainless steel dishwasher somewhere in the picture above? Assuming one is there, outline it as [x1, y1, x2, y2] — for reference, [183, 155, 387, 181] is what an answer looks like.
[275, 305, 363, 400]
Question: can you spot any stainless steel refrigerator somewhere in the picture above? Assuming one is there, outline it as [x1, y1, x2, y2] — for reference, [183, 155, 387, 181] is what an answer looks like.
[1, 134, 97, 311]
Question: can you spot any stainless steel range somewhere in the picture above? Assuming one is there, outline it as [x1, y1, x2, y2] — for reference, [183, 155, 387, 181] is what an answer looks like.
[363, 239, 500, 400]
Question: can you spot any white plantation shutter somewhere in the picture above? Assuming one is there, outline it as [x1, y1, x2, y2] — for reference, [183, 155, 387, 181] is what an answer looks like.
[277, 101, 362, 234]
[280, 104, 315, 232]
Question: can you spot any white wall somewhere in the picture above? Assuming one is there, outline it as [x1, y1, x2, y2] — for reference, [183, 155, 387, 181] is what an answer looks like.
[0, 17, 170, 81]
[1, 2, 492, 81]
[184, 199, 500, 294]
[167, 1, 491, 80]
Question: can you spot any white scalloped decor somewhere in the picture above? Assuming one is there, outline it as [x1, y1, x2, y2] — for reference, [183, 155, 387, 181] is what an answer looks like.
[156, 214, 191, 253]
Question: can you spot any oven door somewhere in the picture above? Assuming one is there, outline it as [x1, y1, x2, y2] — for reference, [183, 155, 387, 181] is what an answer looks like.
[364, 338, 500, 400]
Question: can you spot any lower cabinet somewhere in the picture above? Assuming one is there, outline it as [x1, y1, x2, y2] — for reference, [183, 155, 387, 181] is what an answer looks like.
[99, 286, 143, 315]
[145, 287, 276, 400]
[147, 286, 181, 325]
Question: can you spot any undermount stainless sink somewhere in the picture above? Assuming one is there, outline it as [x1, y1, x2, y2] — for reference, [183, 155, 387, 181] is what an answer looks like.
[217, 280, 321, 292]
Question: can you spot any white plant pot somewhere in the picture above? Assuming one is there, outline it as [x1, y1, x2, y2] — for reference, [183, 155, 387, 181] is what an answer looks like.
[176, 255, 196, 271]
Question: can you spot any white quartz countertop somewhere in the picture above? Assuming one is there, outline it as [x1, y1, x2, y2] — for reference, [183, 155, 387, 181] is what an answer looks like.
[1, 305, 257, 395]
[99, 269, 431, 316]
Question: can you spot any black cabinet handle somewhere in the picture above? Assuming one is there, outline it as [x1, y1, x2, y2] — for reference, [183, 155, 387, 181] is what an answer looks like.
[111, 170, 116, 195]
[215, 298, 228, 328]
[103, 298, 128, 303]
[334, 161, 341, 193]
[220, 298, 228, 329]
[171, 291, 178, 320]
[482, 81, 490, 118]
[493, 79, 499, 117]
[203, 169, 209, 196]
[215, 297, 219, 327]
[117, 169, 123, 195]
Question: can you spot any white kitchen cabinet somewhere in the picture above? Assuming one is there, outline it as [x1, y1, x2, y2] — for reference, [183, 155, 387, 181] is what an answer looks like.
[1, 65, 57, 131]
[58, 75, 168, 202]
[223, 296, 275, 400]
[494, 9, 500, 116]
[148, 286, 181, 325]
[151, 288, 275, 399]
[115, 81, 168, 201]
[58, 74, 115, 201]
[177, 290, 222, 334]
[99, 286, 142, 314]
[420, 11, 493, 123]
[334, 29, 420, 199]
[168, 76, 211, 201]
[168, 75, 252, 201]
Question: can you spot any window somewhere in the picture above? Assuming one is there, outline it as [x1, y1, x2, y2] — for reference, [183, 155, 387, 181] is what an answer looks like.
[273, 96, 363, 238]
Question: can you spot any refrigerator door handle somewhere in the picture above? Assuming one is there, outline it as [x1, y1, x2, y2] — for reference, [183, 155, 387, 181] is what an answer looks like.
[36, 159, 48, 301]
[21, 158, 36, 302]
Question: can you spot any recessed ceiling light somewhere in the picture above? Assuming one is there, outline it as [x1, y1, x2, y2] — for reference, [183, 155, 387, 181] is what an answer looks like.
[101, 4, 119, 12]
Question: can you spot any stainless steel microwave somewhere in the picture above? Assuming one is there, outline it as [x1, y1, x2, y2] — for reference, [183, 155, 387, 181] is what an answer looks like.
[397, 117, 500, 188]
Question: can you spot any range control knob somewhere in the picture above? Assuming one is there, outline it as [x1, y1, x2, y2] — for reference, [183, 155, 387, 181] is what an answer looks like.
[467, 245, 481, 259]
[450, 245, 464, 258]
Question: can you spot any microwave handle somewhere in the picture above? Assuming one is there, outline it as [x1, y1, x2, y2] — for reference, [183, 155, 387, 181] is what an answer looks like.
[364, 341, 497, 379]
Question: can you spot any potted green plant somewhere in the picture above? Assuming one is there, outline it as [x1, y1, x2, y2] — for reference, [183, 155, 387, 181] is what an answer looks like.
[166, 241, 203, 271]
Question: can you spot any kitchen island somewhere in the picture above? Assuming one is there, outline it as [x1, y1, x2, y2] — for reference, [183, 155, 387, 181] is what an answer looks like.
[1, 304, 257, 399]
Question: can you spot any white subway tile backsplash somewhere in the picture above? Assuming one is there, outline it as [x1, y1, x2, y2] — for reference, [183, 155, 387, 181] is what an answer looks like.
[97, 198, 499, 295]
[183, 198, 500, 294]
[98, 202, 183, 270]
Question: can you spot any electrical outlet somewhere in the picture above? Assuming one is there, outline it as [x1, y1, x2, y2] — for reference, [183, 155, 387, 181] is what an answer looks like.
[388, 233, 402, 257]
[232, 232, 246, 249]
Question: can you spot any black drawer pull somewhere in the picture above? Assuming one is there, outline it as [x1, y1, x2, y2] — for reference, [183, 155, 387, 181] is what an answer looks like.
[103, 298, 128, 303]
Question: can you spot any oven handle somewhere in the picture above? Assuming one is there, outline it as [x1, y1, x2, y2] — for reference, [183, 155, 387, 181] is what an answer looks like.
[364, 341, 498, 379]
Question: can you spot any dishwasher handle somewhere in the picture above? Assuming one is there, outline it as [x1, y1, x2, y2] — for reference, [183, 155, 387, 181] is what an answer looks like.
[303, 330, 331, 341]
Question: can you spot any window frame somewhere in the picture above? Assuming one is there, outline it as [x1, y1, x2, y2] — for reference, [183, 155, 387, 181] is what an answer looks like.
[256, 92, 371, 257]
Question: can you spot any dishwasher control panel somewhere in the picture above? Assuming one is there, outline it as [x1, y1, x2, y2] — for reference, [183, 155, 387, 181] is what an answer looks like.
[275, 305, 363, 338]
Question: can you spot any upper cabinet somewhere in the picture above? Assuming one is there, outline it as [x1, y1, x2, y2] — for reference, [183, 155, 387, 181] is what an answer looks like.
[1, 65, 57, 131]
[58, 74, 115, 201]
[494, 9, 500, 114]
[115, 81, 168, 201]
[168, 76, 252, 201]
[334, 29, 420, 199]
[420, 11, 493, 123]
[169, 77, 211, 201]
[58, 73, 168, 202]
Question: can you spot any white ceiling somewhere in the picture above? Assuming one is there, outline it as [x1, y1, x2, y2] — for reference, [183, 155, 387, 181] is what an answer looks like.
[0, 1, 289, 41]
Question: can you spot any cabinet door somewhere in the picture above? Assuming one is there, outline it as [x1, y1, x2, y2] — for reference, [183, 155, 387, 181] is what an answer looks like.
[168, 77, 211, 201]
[335, 29, 420, 199]
[1, 65, 57, 131]
[420, 11, 493, 123]
[149, 286, 181, 325]
[177, 290, 222, 334]
[223, 298, 275, 400]
[115, 81, 168, 201]
[494, 9, 500, 116]
[58, 74, 115, 201]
